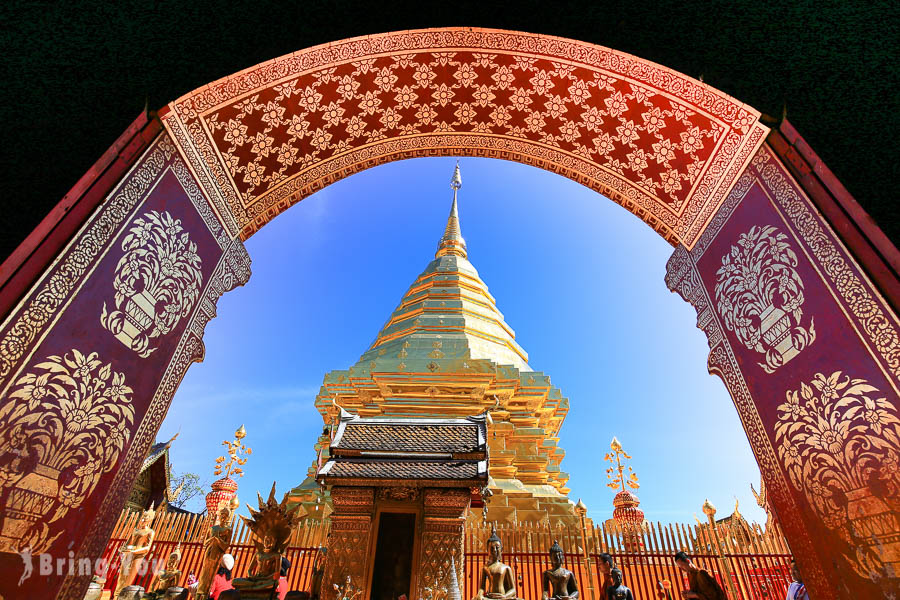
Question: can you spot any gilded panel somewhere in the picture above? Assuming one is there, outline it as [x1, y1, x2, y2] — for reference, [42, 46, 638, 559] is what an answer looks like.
[669, 143, 900, 599]
[0, 132, 251, 600]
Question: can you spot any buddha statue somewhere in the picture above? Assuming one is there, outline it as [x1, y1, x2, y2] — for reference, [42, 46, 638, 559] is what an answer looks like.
[606, 568, 633, 600]
[197, 500, 237, 597]
[473, 526, 519, 600]
[234, 534, 281, 592]
[232, 482, 303, 598]
[153, 543, 183, 592]
[541, 540, 579, 600]
[115, 504, 157, 596]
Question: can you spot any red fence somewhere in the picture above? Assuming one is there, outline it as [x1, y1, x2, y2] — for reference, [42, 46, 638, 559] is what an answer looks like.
[99, 510, 328, 594]
[102, 510, 792, 599]
[463, 520, 792, 600]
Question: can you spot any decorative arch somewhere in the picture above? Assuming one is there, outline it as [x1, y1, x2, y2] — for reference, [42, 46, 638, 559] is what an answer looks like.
[0, 27, 897, 600]
[162, 28, 766, 246]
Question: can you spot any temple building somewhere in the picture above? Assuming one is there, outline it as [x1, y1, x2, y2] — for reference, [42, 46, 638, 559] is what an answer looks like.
[124, 432, 183, 512]
[289, 165, 585, 526]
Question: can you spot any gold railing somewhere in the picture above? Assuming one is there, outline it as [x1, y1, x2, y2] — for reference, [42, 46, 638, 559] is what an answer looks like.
[99, 510, 790, 599]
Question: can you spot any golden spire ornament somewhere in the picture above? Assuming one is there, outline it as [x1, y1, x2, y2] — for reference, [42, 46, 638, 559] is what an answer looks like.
[604, 437, 644, 530]
[214, 424, 252, 479]
[436, 161, 467, 259]
[605, 436, 639, 492]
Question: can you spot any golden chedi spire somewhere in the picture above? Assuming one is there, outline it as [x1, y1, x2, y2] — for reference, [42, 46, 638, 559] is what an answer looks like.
[361, 161, 529, 371]
[293, 161, 580, 526]
[436, 161, 467, 259]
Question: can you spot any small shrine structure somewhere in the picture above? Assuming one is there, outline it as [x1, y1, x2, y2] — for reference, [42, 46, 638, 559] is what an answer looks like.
[124, 433, 180, 512]
[316, 409, 488, 600]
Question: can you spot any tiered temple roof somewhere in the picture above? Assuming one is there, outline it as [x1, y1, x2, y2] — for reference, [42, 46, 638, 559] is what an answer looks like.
[290, 165, 581, 524]
[317, 410, 488, 487]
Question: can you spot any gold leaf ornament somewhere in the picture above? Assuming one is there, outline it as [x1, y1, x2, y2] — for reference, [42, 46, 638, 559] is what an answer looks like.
[0, 349, 136, 553]
[100, 210, 204, 358]
[774, 370, 900, 580]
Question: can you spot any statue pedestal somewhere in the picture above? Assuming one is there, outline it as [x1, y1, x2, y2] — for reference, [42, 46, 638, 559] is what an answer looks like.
[163, 586, 186, 599]
[233, 589, 278, 600]
[117, 585, 145, 600]
[83, 581, 104, 600]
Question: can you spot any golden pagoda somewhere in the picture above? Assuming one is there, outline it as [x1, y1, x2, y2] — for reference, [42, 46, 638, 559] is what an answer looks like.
[289, 164, 581, 525]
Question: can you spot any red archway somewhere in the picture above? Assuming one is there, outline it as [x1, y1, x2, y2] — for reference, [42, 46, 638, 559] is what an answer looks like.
[0, 28, 897, 600]
[161, 28, 765, 247]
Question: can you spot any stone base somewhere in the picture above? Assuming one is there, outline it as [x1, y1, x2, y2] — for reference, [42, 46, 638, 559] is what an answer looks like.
[117, 585, 145, 600]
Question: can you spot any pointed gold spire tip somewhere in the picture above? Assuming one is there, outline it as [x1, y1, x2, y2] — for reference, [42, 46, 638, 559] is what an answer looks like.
[436, 161, 467, 259]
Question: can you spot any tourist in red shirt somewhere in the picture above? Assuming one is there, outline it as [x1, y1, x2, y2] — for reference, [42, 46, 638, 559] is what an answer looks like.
[208, 553, 235, 600]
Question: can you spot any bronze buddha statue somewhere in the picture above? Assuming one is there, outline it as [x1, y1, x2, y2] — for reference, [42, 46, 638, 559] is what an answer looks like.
[474, 526, 519, 600]
[541, 540, 579, 600]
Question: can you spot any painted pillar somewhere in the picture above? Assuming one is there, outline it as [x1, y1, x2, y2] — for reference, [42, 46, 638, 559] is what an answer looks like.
[417, 488, 469, 600]
[322, 486, 375, 600]
[0, 130, 251, 600]
[667, 144, 900, 599]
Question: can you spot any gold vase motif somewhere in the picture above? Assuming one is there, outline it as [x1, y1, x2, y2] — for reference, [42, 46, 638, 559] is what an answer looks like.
[775, 370, 900, 580]
[714, 224, 815, 373]
[100, 210, 203, 358]
[0, 349, 135, 553]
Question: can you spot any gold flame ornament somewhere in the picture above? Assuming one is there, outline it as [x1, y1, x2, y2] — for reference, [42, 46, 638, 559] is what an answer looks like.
[604, 436, 640, 492]
[214, 425, 252, 479]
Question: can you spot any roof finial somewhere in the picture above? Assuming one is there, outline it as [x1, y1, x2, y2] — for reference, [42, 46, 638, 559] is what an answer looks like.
[436, 160, 467, 259]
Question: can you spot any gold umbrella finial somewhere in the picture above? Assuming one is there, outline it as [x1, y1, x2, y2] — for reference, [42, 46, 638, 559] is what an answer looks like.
[451, 160, 462, 191]
[214, 425, 252, 479]
[605, 436, 639, 493]
[436, 161, 467, 259]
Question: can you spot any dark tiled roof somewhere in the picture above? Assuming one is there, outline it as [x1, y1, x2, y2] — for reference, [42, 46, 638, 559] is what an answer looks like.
[324, 459, 480, 480]
[336, 422, 480, 453]
[141, 441, 169, 473]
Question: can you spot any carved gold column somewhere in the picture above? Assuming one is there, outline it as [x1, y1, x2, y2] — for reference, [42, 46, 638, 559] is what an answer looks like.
[417, 488, 471, 600]
[702, 500, 741, 600]
[322, 487, 375, 600]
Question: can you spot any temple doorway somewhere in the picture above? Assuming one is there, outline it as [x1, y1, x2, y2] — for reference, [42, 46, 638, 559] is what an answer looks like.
[370, 512, 416, 600]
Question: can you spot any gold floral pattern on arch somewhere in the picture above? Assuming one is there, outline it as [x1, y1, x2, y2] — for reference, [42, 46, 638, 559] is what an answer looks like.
[775, 371, 900, 580]
[0, 349, 136, 553]
[714, 224, 815, 373]
[100, 210, 203, 357]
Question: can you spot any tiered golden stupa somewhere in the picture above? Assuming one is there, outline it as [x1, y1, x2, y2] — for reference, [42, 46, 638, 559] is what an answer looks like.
[289, 164, 582, 525]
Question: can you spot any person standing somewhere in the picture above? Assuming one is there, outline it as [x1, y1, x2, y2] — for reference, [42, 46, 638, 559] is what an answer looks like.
[672, 551, 726, 600]
[597, 553, 615, 597]
[786, 560, 809, 600]
[208, 554, 235, 600]
[277, 556, 291, 600]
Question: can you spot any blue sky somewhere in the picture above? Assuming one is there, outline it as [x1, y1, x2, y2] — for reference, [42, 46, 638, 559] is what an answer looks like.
[159, 157, 766, 525]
